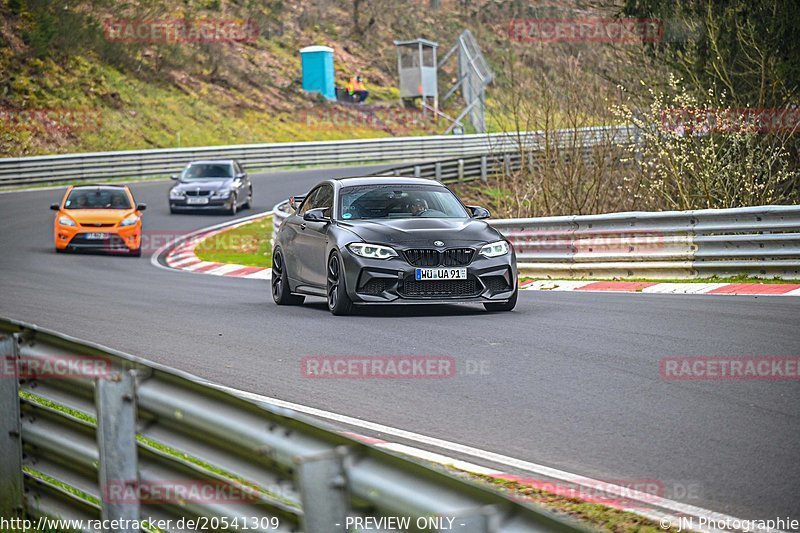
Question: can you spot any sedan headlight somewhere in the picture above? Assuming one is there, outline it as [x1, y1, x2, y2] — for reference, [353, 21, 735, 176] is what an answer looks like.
[212, 190, 231, 199]
[347, 242, 398, 260]
[58, 216, 76, 227]
[120, 215, 139, 227]
[479, 240, 510, 258]
[169, 189, 185, 199]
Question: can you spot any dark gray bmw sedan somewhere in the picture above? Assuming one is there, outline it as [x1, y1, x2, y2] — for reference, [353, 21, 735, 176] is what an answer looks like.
[272, 177, 517, 315]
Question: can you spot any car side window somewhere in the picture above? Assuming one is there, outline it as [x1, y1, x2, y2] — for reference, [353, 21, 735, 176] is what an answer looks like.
[314, 185, 334, 217]
[298, 188, 320, 216]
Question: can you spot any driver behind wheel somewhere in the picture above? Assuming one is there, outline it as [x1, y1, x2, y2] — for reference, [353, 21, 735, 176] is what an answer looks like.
[410, 197, 428, 216]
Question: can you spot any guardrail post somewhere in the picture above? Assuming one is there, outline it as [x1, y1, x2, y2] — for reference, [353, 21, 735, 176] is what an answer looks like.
[504, 153, 511, 175]
[295, 447, 349, 532]
[435, 162, 442, 180]
[0, 334, 23, 519]
[480, 156, 488, 182]
[458, 159, 465, 182]
[414, 165, 421, 178]
[96, 370, 139, 530]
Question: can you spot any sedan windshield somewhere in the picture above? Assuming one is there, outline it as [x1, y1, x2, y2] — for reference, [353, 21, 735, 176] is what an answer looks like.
[181, 163, 233, 180]
[339, 184, 469, 220]
[64, 188, 131, 210]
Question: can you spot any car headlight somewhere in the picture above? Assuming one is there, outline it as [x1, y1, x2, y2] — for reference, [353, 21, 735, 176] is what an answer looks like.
[479, 240, 509, 258]
[169, 189, 185, 199]
[347, 242, 398, 259]
[212, 190, 231, 199]
[58, 216, 76, 227]
[120, 215, 139, 227]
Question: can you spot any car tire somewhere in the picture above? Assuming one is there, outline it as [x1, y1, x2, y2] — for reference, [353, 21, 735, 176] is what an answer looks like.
[130, 247, 142, 257]
[55, 247, 65, 254]
[484, 285, 518, 312]
[243, 188, 253, 209]
[170, 207, 177, 214]
[272, 249, 304, 306]
[327, 251, 353, 316]
[228, 194, 238, 215]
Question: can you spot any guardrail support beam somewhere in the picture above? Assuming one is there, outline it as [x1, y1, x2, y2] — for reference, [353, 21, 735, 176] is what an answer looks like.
[96, 369, 139, 530]
[295, 447, 350, 532]
[0, 334, 23, 519]
[458, 159, 465, 181]
[480, 156, 487, 182]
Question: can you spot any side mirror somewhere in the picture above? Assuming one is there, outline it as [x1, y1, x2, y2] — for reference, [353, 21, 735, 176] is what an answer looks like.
[468, 205, 491, 219]
[137, 203, 147, 211]
[303, 208, 330, 223]
[236, 173, 246, 179]
[170, 174, 179, 180]
[50, 203, 60, 211]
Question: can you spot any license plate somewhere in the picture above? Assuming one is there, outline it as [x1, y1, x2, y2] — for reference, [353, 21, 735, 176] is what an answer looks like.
[84, 232, 109, 240]
[415, 268, 467, 281]
[186, 197, 209, 205]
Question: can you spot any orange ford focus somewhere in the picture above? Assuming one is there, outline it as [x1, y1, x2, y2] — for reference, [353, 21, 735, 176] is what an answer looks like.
[51, 184, 146, 256]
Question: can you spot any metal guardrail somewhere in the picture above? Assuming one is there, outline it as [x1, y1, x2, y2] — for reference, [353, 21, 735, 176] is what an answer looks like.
[0, 319, 586, 533]
[272, 202, 800, 280]
[0, 126, 631, 187]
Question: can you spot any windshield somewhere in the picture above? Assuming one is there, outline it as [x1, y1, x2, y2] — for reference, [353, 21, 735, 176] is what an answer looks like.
[64, 188, 131, 210]
[181, 163, 234, 180]
[339, 184, 469, 220]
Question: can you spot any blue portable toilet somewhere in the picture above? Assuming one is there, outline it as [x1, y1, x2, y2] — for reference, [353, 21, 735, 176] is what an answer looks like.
[300, 45, 336, 101]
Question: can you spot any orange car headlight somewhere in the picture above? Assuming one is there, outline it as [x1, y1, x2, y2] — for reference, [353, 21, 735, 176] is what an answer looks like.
[58, 215, 76, 227]
[120, 215, 140, 227]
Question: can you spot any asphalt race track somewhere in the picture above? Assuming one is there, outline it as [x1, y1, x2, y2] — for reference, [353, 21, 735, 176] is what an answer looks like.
[1, 165, 798, 521]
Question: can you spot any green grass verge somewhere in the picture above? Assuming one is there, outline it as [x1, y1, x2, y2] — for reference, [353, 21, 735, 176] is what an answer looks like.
[194, 216, 273, 268]
[467, 472, 679, 533]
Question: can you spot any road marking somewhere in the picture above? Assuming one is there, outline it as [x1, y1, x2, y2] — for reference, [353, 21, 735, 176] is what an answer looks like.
[214, 384, 781, 533]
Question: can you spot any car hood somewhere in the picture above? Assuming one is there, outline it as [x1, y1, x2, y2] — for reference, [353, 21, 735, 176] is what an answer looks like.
[62, 209, 134, 224]
[339, 217, 500, 247]
[172, 179, 232, 192]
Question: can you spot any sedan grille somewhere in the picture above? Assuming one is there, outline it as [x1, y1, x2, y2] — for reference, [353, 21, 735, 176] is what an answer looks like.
[185, 190, 212, 197]
[405, 248, 475, 267]
[442, 248, 474, 266]
[402, 277, 478, 297]
[404, 249, 440, 267]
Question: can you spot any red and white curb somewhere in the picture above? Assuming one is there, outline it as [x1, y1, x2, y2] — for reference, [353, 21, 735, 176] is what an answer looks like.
[156, 212, 272, 280]
[521, 279, 800, 296]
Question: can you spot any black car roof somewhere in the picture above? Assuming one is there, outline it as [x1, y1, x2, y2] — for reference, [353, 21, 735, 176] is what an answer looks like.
[331, 176, 445, 187]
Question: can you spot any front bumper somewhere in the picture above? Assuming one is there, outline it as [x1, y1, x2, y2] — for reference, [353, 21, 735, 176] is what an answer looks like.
[339, 246, 517, 305]
[55, 224, 141, 253]
[170, 197, 233, 210]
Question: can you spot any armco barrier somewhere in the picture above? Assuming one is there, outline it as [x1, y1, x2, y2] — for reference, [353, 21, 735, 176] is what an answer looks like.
[0, 126, 632, 187]
[0, 319, 587, 533]
[273, 201, 800, 280]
